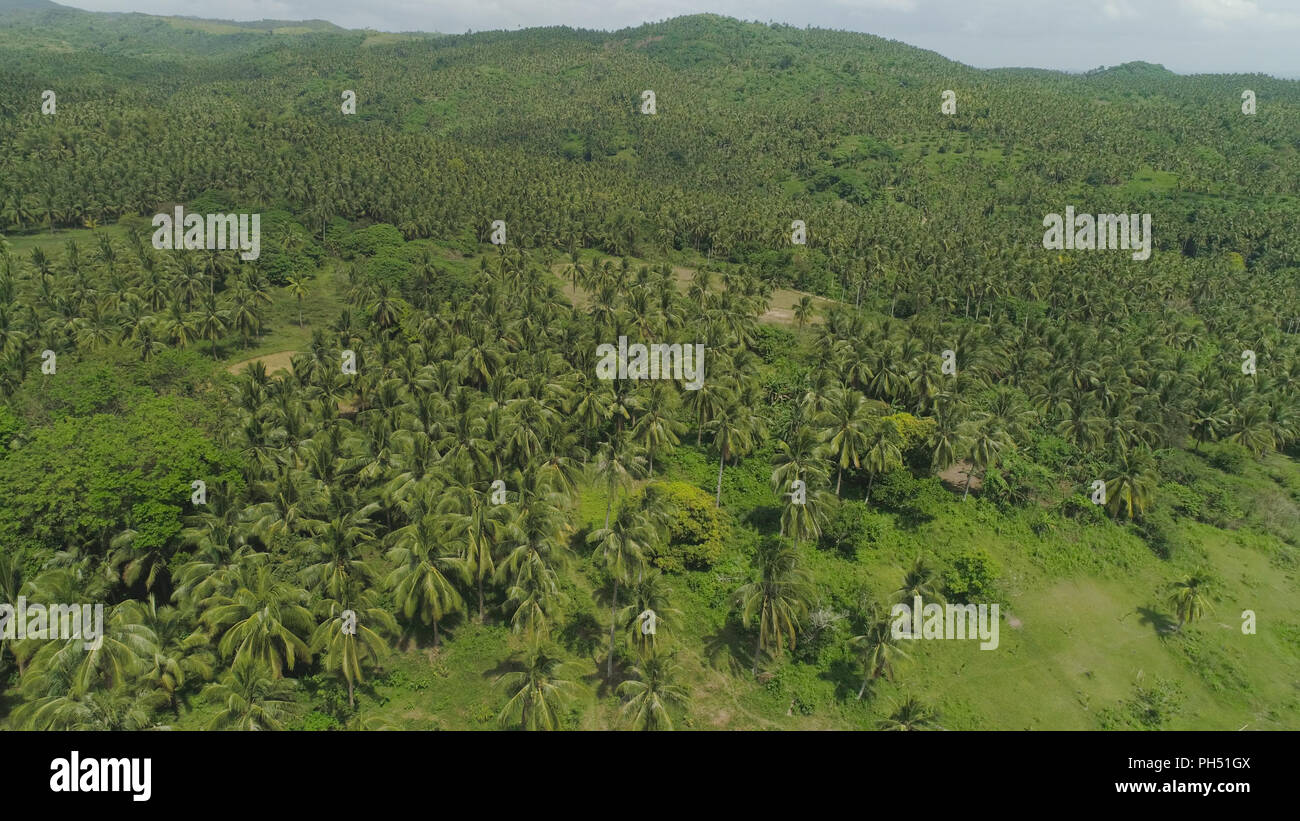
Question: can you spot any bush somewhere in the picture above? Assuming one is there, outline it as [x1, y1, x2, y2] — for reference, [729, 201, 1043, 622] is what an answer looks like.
[881, 412, 936, 465]
[1207, 442, 1250, 474]
[871, 469, 946, 520]
[1154, 448, 1204, 485]
[1159, 481, 1203, 519]
[365, 252, 414, 290]
[1191, 478, 1244, 527]
[1137, 508, 1180, 560]
[983, 450, 1053, 508]
[820, 500, 883, 556]
[943, 548, 999, 602]
[1058, 492, 1107, 523]
[0, 406, 19, 454]
[341, 223, 405, 259]
[751, 325, 796, 363]
[639, 481, 729, 571]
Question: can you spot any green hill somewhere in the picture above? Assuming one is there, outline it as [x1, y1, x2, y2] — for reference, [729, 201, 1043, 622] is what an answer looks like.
[0, 9, 1296, 732]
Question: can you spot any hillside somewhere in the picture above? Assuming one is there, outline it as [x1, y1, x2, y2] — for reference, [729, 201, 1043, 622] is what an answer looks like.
[0, 7, 1296, 732]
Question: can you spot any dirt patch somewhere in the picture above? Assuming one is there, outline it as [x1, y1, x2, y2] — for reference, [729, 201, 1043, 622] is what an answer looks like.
[939, 460, 982, 493]
[762, 307, 796, 325]
[227, 350, 297, 376]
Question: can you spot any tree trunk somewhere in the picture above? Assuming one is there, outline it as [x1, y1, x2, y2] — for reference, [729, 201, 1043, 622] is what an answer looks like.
[963, 468, 973, 500]
[867, 472, 875, 502]
[433, 618, 440, 648]
[478, 575, 485, 623]
[715, 447, 726, 507]
[836, 465, 843, 496]
[607, 577, 619, 678]
[348, 678, 354, 709]
[752, 625, 763, 676]
[857, 674, 869, 700]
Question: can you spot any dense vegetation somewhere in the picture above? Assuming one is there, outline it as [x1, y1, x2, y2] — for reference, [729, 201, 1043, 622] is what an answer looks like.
[0, 4, 1297, 730]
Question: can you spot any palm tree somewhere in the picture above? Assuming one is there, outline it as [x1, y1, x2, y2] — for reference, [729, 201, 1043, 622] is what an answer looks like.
[386, 516, 467, 648]
[736, 539, 814, 675]
[440, 481, 508, 623]
[619, 569, 680, 657]
[964, 420, 1012, 501]
[287, 275, 310, 328]
[1167, 571, 1216, 631]
[705, 395, 752, 508]
[862, 416, 904, 502]
[793, 295, 816, 329]
[202, 657, 296, 730]
[617, 653, 690, 730]
[195, 293, 230, 360]
[894, 555, 944, 604]
[877, 694, 942, 730]
[1103, 447, 1158, 521]
[928, 400, 972, 478]
[780, 477, 831, 548]
[200, 561, 315, 679]
[311, 597, 395, 709]
[817, 388, 872, 495]
[588, 506, 652, 677]
[592, 434, 645, 529]
[495, 642, 585, 731]
[853, 609, 911, 698]
[631, 382, 684, 476]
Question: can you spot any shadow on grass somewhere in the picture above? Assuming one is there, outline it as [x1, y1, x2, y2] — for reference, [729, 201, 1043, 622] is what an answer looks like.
[1135, 605, 1178, 636]
[702, 615, 750, 677]
[820, 656, 863, 701]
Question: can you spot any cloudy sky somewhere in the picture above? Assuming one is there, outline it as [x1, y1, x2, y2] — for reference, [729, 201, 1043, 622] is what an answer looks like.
[61, 0, 1300, 77]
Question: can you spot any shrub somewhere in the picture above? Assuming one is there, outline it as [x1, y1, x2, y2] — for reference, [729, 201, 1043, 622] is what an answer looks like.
[943, 547, 999, 602]
[341, 223, 405, 259]
[1191, 478, 1244, 527]
[752, 325, 796, 363]
[365, 252, 414, 290]
[639, 481, 729, 571]
[820, 500, 882, 556]
[1058, 492, 1107, 522]
[1207, 441, 1250, 474]
[1137, 508, 1180, 560]
[983, 450, 1053, 508]
[871, 469, 946, 519]
[1159, 481, 1203, 519]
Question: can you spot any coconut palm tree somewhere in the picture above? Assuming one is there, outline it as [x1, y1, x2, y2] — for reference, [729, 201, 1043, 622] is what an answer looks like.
[202, 656, 297, 730]
[817, 388, 872, 495]
[386, 516, 466, 648]
[1167, 571, 1216, 631]
[617, 653, 690, 730]
[588, 505, 653, 677]
[736, 538, 814, 675]
[495, 642, 585, 731]
[311, 596, 395, 708]
[877, 694, 942, 730]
